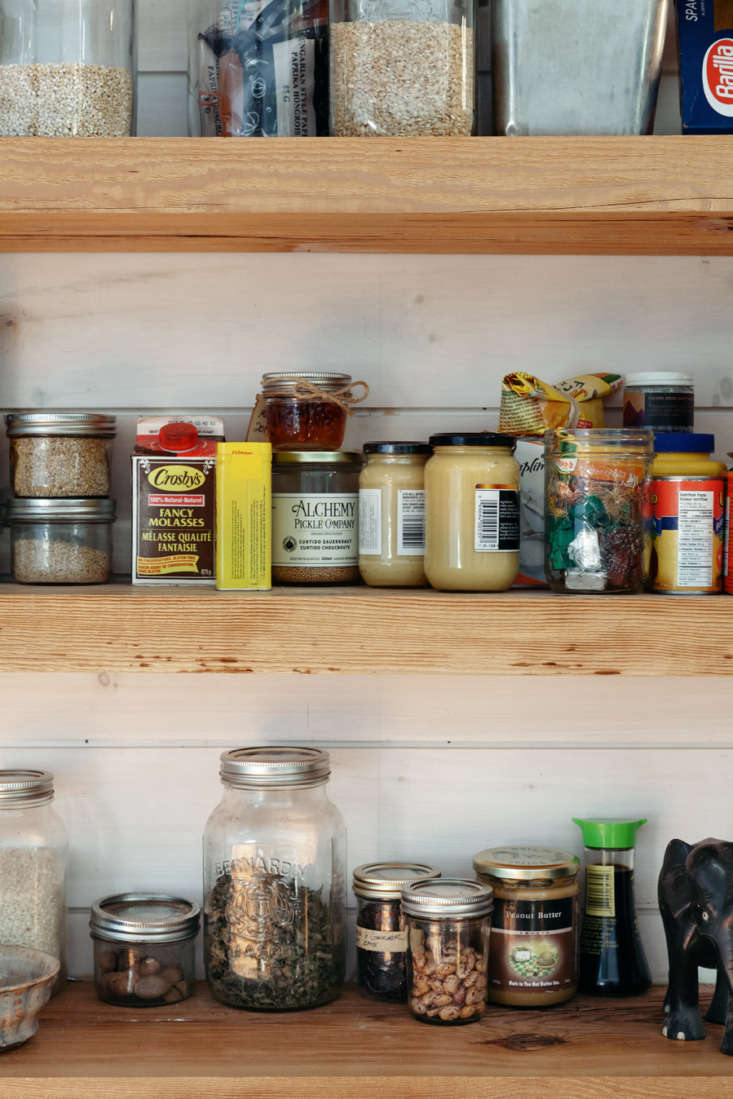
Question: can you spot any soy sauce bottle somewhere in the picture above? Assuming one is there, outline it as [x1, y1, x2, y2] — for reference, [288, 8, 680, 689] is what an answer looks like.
[573, 818, 651, 997]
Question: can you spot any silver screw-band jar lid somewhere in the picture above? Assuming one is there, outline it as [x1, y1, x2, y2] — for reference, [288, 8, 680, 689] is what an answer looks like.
[7, 498, 116, 522]
[220, 746, 331, 789]
[401, 878, 493, 919]
[90, 894, 201, 944]
[7, 413, 117, 438]
[0, 770, 54, 808]
[474, 846, 580, 883]
[353, 862, 442, 901]
[261, 372, 352, 396]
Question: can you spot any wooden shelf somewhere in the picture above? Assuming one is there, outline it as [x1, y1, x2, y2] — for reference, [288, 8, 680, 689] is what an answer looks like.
[0, 584, 729, 675]
[2, 137, 733, 255]
[2, 983, 732, 1097]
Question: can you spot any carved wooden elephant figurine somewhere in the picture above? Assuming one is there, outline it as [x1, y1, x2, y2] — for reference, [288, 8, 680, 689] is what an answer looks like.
[659, 838, 733, 1055]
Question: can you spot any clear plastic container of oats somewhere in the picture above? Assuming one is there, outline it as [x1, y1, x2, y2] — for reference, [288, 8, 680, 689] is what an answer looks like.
[329, 0, 475, 136]
[402, 878, 492, 1025]
[0, 0, 135, 137]
[7, 413, 116, 498]
[8, 497, 115, 585]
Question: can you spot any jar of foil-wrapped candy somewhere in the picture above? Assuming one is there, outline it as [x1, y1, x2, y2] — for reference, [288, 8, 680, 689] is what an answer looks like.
[188, 0, 328, 136]
[544, 429, 654, 594]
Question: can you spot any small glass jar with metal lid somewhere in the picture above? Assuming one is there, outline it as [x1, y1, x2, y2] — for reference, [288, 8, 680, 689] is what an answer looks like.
[353, 861, 441, 1002]
[0, 771, 68, 993]
[90, 894, 200, 1007]
[473, 846, 580, 1008]
[261, 372, 368, 452]
[203, 747, 346, 1011]
[272, 451, 361, 584]
[402, 878, 492, 1025]
[8, 497, 115, 584]
[359, 443, 432, 588]
[7, 413, 116, 498]
[622, 372, 694, 434]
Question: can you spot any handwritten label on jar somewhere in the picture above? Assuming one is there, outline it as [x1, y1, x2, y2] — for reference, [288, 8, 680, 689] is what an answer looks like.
[356, 925, 408, 952]
[273, 493, 358, 566]
[474, 487, 520, 553]
[397, 490, 425, 556]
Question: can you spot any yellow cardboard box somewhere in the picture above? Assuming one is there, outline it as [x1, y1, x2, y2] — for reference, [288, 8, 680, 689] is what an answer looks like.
[216, 442, 272, 591]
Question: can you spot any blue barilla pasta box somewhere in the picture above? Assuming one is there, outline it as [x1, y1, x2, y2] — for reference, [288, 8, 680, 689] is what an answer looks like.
[678, 0, 733, 131]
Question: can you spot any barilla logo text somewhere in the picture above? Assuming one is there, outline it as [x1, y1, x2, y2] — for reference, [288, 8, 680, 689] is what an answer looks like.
[148, 465, 207, 491]
[704, 38, 733, 115]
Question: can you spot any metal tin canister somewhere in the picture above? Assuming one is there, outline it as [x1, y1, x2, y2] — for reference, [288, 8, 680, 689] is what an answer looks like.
[649, 476, 725, 594]
[491, 0, 669, 136]
[725, 471, 733, 595]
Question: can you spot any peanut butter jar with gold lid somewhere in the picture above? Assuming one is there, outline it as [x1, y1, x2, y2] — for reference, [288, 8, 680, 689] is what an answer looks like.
[473, 846, 579, 1008]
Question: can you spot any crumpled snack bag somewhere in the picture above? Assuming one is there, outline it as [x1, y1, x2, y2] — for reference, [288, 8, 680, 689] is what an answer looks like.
[499, 372, 623, 438]
[498, 372, 623, 587]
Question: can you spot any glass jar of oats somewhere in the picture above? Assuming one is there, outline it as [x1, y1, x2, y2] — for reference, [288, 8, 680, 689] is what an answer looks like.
[7, 413, 116, 498]
[0, 0, 135, 137]
[8, 497, 115, 585]
[359, 443, 431, 588]
[424, 433, 520, 591]
[473, 846, 579, 1008]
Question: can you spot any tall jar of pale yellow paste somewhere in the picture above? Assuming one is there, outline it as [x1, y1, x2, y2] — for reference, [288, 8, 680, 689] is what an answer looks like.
[359, 443, 431, 588]
[424, 433, 519, 592]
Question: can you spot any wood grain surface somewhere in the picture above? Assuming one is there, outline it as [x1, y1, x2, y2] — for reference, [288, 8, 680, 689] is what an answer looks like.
[1, 138, 732, 254]
[0, 586, 729, 676]
[2, 983, 733, 1098]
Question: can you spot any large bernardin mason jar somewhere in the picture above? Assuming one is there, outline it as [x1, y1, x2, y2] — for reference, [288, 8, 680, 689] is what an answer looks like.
[203, 747, 346, 1011]
[0, 771, 68, 994]
[0, 0, 135, 136]
[330, 0, 476, 136]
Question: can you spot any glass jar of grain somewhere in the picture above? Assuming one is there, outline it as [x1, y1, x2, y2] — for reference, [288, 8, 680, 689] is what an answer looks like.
[0, 0, 135, 136]
[7, 413, 116, 498]
[0, 771, 67, 994]
[329, 0, 476, 136]
[8, 497, 115, 585]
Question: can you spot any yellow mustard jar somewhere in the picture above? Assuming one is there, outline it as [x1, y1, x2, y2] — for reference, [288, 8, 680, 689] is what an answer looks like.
[649, 433, 726, 594]
[359, 443, 431, 588]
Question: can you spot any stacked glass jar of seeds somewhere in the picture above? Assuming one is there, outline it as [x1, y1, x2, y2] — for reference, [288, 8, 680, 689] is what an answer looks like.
[6, 413, 116, 584]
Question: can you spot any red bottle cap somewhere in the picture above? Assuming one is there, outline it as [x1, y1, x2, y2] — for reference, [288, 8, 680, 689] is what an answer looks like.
[158, 422, 199, 453]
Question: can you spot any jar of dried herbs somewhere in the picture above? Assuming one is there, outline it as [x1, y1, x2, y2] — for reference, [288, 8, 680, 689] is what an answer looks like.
[353, 861, 441, 1002]
[7, 413, 116, 498]
[203, 747, 346, 1011]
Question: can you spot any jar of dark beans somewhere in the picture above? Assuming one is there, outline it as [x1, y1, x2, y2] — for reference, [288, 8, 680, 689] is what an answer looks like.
[353, 862, 441, 1002]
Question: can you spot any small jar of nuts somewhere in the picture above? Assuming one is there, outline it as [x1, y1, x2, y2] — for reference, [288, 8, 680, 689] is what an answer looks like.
[401, 878, 492, 1026]
[90, 894, 200, 1008]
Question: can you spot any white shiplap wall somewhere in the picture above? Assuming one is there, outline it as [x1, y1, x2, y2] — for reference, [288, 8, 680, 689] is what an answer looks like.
[1, 1, 732, 986]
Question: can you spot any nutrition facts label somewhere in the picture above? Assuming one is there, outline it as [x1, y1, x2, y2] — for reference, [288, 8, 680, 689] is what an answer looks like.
[677, 489, 714, 588]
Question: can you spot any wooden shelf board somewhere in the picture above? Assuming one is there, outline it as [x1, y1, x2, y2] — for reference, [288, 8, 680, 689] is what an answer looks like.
[2, 983, 732, 1098]
[0, 584, 729, 676]
[1, 137, 733, 254]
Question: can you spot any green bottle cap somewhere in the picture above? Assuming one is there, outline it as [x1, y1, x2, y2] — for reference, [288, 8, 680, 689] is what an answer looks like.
[572, 818, 647, 850]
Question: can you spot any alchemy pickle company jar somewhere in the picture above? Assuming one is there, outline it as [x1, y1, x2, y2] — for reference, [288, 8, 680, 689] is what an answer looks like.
[473, 847, 579, 1008]
[424, 433, 520, 591]
[272, 452, 361, 584]
[353, 862, 441, 1002]
[359, 443, 431, 588]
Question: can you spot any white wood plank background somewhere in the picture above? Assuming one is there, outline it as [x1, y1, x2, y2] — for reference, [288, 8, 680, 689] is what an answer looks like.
[0, 1, 729, 989]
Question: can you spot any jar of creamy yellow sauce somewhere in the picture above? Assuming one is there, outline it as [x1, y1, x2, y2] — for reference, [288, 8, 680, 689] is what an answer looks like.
[359, 443, 431, 587]
[649, 433, 727, 594]
[424, 433, 519, 591]
[474, 846, 579, 1008]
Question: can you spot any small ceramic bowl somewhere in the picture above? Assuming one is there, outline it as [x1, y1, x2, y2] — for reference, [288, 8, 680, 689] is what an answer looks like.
[0, 945, 60, 1052]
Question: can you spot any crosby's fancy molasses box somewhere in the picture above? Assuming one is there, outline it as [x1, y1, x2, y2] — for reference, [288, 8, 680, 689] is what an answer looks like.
[132, 416, 224, 585]
[678, 0, 733, 131]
